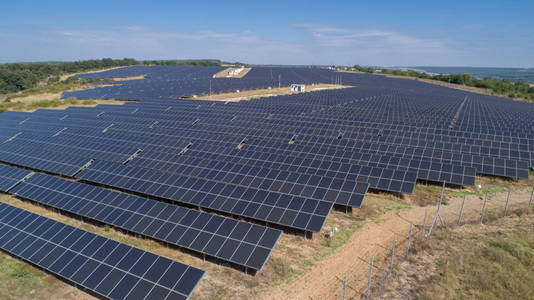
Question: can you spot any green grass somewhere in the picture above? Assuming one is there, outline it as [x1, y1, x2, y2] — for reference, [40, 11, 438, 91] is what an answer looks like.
[0, 252, 60, 299]
[420, 219, 534, 300]
[415, 183, 510, 201]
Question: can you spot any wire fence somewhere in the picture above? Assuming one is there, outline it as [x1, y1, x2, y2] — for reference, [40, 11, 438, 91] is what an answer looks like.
[337, 186, 534, 300]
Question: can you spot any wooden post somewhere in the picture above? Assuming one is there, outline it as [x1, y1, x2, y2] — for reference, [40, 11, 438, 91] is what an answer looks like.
[480, 192, 488, 224]
[504, 188, 511, 217]
[457, 195, 466, 225]
[529, 187, 534, 210]
[366, 256, 374, 299]
[406, 221, 413, 258]
[388, 236, 396, 276]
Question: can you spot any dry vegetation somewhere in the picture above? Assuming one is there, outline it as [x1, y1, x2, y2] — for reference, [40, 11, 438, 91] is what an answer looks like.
[375, 213, 534, 300]
[0, 97, 126, 113]
[2, 172, 532, 299]
[0, 70, 144, 113]
[58, 66, 125, 81]
[185, 83, 354, 102]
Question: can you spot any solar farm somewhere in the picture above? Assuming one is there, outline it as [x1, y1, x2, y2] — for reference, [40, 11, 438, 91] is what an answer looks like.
[0, 65, 533, 299]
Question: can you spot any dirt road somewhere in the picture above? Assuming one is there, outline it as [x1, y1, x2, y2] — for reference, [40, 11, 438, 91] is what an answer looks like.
[262, 187, 533, 300]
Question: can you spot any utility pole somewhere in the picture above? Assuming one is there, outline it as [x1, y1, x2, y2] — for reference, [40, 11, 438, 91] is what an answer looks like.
[278, 74, 281, 88]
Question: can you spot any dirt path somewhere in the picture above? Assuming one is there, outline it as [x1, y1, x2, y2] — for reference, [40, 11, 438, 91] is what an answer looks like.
[263, 188, 533, 300]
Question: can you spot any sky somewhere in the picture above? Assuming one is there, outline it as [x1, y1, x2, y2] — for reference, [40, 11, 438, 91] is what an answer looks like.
[1, 0, 533, 67]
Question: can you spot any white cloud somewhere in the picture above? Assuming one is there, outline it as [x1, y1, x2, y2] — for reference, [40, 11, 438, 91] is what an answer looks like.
[1, 24, 487, 66]
[293, 23, 448, 53]
[47, 27, 306, 63]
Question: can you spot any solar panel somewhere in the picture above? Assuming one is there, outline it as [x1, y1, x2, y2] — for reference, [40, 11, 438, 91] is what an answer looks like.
[10, 172, 282, 271]
[0, 201, 204, 299]
[0, 143, 90, 177]
[77, 160, 336, 233]
[0, 164, 32, 192]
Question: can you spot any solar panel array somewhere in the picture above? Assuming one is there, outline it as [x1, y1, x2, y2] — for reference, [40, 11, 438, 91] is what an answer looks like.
[1, 65, 533, 298]
[0, 201, 204, 300]
[10, 172, 282, 271]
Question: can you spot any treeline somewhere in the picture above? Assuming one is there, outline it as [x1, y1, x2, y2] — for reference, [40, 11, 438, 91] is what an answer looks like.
[353, 65, 534, 101]
[0, 58, 221, 94]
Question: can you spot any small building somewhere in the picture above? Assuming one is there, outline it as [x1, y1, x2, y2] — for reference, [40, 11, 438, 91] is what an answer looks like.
[291, 84, 306, 92]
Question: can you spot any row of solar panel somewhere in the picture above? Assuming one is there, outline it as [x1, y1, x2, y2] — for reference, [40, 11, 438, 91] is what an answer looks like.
[12, 172, 282, 270]
[0, 106, 529, 184]
[0, 141, 354, 233]
[0, 201, 204, 300]
[8, 107, 527, 180]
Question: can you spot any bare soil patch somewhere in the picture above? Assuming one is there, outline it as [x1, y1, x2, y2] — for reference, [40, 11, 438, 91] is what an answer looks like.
[213, 67, 252, 78]
[188, 83, 353, 102]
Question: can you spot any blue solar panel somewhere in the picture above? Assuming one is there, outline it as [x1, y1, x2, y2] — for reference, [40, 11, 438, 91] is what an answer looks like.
[0, 201, 204, 299]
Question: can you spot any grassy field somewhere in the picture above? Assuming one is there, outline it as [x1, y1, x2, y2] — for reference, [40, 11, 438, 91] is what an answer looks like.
[376, 213, 534, 300]
[0, 97, 126, 113]
[0, 71, 140, 113]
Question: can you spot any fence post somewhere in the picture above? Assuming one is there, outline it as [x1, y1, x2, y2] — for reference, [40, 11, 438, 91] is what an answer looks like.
[366, 256, 374, 299]
[343, 276, 347, 300]
[428, 182, 445, 236]
[529, 187, 534, 211]
[480, 192, 488, 224]
[421, 209, 428, 240]
[388, 236, 396, 276]
[504, 188, 511, 217]
[457, 195, 466, 225]
[406, 221, 413, 258]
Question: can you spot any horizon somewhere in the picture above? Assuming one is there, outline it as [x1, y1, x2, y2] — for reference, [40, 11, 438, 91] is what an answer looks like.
[2, 59, 534, 70]
[1, 0, 533, 67]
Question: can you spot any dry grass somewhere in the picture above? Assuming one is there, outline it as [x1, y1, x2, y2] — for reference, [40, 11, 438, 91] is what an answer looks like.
[0, 97, 126, 113]
[376, 213, 534, 300]
[0, 190, 405, 300]
[59, 67, 125, 81]
[110, 75, 146, 81]
[0, 172, 531, 299]
[187, 83, 353, 102]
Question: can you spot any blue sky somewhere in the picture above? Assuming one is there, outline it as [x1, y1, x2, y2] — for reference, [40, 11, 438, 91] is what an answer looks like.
[1, 0, 533, 67]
